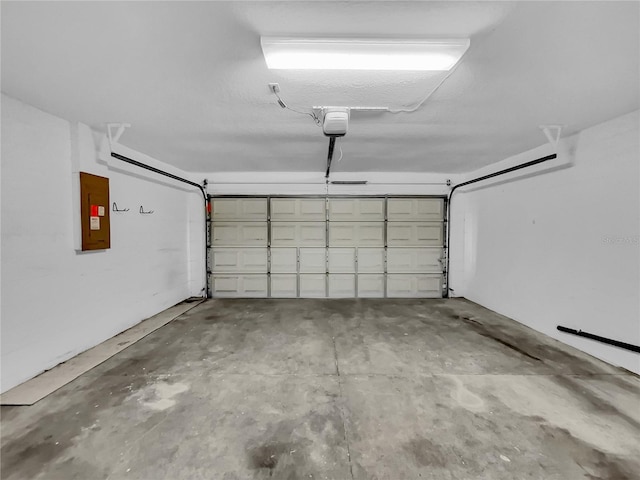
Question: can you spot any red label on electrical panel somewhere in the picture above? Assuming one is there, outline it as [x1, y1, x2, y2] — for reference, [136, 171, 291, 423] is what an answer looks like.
[91, 205, 99, 216]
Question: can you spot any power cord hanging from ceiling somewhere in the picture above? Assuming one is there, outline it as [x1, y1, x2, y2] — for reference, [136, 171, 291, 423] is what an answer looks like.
[271, 87, 322, 126]
[387, 51, 468, 114]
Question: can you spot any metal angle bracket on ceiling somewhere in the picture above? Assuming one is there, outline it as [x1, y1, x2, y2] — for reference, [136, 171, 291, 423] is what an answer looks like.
[106, 123, 132, 148]
[539, 124, 564, 150]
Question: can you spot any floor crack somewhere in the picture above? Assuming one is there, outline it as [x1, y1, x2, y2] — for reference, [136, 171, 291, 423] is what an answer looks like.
[332, 336, 341, 377]
[332, 336, 355, 480]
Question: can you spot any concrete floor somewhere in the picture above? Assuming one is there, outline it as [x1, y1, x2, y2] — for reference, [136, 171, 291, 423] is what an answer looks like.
[1, 299, 639, 480]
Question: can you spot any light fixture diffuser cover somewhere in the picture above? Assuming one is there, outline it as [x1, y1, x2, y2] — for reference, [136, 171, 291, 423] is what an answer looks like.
[261, 37, 470, 71]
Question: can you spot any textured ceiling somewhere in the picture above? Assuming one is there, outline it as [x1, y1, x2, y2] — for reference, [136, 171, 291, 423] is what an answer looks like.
[2, 1, 638, 174]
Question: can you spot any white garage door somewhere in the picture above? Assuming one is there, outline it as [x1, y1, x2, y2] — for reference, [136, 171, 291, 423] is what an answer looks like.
[210, 198, 269, 298]
[209, 197, 445, 298]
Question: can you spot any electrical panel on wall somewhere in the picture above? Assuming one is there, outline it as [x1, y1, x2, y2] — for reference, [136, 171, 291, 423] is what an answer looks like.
[80, 172, 110, 251]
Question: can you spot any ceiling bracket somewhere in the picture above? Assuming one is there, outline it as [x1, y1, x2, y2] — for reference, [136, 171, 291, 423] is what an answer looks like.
[106, 123, 132, 149]
[539, 124, 564, 150]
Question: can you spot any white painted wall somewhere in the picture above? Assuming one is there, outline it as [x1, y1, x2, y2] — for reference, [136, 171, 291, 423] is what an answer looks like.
[0, 94, 206, 393]
[450, 110, 640, 374]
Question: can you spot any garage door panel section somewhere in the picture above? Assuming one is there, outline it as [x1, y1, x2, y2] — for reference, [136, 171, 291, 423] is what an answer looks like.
[299, 248, 326, 273]
[270, 198, 325, 221]
[211, 248, 268, 273]
[329, 223, 384, 247]
[212, 198, 267, 221]
[212, 275, 268, 298]
[270, 274, 297, 298]
[271, 222, 326, 246]
[357, 274, 385, 298]
[387, 198, 443, 222]
[212, 223, 268, 246]
[328, 248, 356, 273]
[270, 247, 297, 273]
[387, 222, 443, 247]
[357, 248, 385, 273]
[387, 248, 442, 273]
[328, 274, 355, 298]
[300, 274, 327, 297]
[329, 198, 384, 221]
[387, 274, 442, 298]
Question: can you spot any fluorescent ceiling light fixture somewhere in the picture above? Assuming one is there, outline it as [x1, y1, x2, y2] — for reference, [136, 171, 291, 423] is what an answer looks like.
[261, 37, 470, 71]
